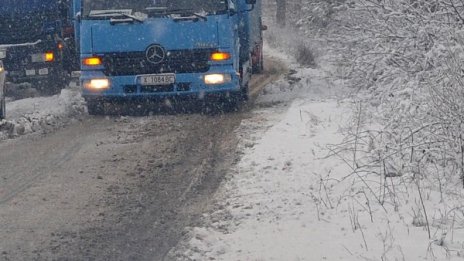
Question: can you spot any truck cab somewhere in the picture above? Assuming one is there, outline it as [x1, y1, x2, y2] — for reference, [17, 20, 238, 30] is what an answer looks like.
[0, 0, 78, 94]
[77, 0, 262, 114]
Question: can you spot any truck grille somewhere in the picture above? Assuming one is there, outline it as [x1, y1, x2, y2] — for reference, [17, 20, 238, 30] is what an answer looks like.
[102, 49, 213, 76]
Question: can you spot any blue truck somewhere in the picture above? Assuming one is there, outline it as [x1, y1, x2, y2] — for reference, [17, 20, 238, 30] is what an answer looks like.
[74, 0, 265, 114]
[0, 0, 78, 94]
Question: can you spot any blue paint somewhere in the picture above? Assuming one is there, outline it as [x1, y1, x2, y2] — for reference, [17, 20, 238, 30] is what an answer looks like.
[76, 0, 263, 101]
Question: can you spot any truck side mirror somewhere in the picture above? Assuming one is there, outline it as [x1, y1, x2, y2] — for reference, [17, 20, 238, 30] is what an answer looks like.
[244, 0, 256, 11]
[229, 5, 237, 15]
[75, 12, 82, 23]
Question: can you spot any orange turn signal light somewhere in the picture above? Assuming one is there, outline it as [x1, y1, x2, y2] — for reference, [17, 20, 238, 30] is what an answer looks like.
[82, 57, 102, 66]
[211, 52, 231, 61]
[45, 52, 55, 62]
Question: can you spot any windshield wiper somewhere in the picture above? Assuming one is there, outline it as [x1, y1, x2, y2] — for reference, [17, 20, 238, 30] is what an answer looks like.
[144, 7, 170, 18]
[146, 7, 207, 21]
[170, 9, 207, 21]
[89, 10, 145, 23]
[145, 7, 168, 13]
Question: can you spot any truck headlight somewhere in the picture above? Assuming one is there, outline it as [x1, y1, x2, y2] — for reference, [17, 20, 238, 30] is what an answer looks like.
[84, 79, 110, 91]
[204, 74, 232, 85]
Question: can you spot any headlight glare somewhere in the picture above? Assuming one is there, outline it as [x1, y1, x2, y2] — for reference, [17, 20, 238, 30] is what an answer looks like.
[84, 79, 110, 91]
[204, 74, 232, 85]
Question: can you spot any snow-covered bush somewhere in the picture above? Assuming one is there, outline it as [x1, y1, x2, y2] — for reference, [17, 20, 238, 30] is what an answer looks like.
[263, 0, 345, 66]
[268, 0, 464, 256]
[333, 0, 464, 186]
[268, 0, 464, 193]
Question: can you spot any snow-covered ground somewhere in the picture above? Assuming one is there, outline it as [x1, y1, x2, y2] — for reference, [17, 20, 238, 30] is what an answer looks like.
[169, 44, 464, 260]
[3, 3, 464, 257]
[0, 85, 86, 140]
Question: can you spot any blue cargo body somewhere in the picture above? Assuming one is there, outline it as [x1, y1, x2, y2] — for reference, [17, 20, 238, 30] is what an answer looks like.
[76, 0, 264, 112]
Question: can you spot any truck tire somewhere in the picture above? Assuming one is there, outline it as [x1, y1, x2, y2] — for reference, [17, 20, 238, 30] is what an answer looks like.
[220, 92, 242, 112]
[252, 51, 264, 74]
[258, 50, 264, 72]
[239, 56, 251, 101]
[0, 95, 5, 120]
[86, 100, 105, 115]
[241, 82, 250, 101]
[252, 43, 264, 74]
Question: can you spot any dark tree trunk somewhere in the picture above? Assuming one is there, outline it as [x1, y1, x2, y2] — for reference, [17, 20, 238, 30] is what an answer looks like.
[276, 0, 286, 27]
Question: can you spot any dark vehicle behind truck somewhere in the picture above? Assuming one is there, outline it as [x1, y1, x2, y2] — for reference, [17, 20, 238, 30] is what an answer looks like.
[0, 0, 78, 94]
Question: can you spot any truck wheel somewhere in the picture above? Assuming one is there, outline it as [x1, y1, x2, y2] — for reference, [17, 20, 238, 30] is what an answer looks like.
[86, 100, 105, 115]
[259, 50, 264, 72]
[0, 95, 5, 120]
[252, 55, 264, 74]
[221, 93, 242, 112]
[241, 82, 250, 101]
[252, 45, 264, 74]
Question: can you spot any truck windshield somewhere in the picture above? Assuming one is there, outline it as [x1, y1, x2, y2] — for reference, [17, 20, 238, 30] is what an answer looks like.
[0, 0, 61, 14]
[83, 0, 228, 17]
[0, 0, 68, 44]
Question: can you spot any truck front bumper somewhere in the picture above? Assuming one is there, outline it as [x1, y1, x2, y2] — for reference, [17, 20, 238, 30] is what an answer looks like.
[7, 65, 63, 83]
[81, 68, 241, 100]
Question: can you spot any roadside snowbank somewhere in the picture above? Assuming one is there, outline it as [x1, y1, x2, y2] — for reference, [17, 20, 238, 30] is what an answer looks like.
[177, 102, 352, 260]
[170, 44, 464, 259]
[0, 87, 86, 140]
[169, 52, 356, 259]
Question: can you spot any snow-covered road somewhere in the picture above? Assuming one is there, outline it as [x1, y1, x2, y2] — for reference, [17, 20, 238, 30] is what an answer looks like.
[0, 56, 286, 260]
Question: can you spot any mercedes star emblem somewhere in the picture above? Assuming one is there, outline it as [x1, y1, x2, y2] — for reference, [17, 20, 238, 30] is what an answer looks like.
[146, 45, 166, 64]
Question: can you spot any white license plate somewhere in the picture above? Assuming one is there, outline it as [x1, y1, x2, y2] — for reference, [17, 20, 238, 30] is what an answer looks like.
[139, 74, 175, 86]
[31, 54, 44, 63]
[25, 69, 36, 76]
[38, 68, 49, 75]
